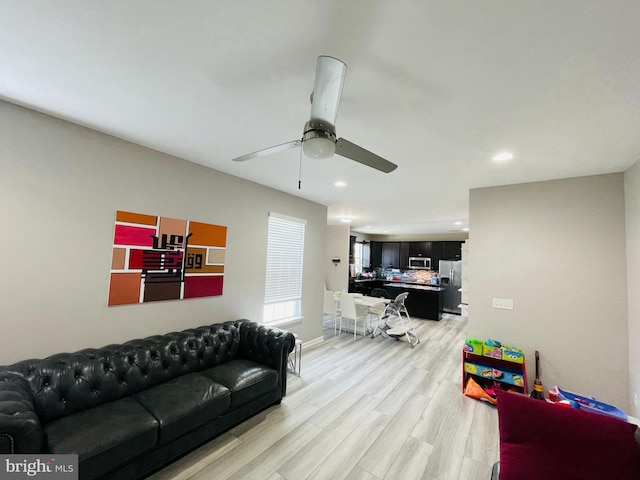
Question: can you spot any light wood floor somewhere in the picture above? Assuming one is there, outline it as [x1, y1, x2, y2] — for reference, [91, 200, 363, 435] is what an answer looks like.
[149, 314, 499, 480]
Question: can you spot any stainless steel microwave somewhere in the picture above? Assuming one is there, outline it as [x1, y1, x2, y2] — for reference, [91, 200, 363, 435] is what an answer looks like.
[408, 257, 431, 269]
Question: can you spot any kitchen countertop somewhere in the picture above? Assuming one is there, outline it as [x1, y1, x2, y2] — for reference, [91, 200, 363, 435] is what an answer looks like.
[383, 282, 444, 292]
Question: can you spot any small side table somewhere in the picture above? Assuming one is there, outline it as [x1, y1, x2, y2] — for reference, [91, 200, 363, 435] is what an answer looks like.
[288, 336, 302, 376]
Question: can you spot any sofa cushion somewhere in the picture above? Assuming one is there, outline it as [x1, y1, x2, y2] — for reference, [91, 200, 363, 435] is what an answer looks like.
[44, 396, 158, 465]
[134, 372, 231, 444]
[496, 389, 640, 480]
[201, 359, 278, 408]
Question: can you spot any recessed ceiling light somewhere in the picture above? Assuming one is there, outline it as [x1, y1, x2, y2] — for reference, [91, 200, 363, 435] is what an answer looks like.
[365, 225, 371, 229]
[454, 221, 462, 226]
[334, 181, 347, 187]
[339, 217, 352, 223]
[492, 152, 514, 162]
[462, 227, 469, 232]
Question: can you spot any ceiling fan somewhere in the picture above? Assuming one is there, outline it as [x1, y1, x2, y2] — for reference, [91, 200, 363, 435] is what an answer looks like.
[233, 55, 397, 174]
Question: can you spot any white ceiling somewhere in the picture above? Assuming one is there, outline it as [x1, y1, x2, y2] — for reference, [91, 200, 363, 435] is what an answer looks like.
[1, 1, 639, 235]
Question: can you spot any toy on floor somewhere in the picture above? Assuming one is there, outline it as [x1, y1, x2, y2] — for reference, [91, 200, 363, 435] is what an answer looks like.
[464, 377, 497, 405]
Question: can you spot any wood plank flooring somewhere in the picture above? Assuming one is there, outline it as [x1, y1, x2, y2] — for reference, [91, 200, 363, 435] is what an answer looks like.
[149, 314, 499, 480]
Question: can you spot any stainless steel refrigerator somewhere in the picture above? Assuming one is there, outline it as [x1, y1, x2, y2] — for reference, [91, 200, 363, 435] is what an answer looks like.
[439, 260, 462, 314]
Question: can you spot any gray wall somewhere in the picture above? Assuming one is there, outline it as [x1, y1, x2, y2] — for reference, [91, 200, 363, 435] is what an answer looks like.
[324, 225, 350, 293]
[0, 100, 327, 365]
[468, 174, 629, 410]
[625, 160, 640, 418]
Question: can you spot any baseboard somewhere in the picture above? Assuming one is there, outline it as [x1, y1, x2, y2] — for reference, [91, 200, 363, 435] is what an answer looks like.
[301, 336, 324, 350]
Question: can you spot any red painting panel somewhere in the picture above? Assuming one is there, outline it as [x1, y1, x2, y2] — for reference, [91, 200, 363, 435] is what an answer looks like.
[114, 225, 156, 247]
[183, 276, 224, 298]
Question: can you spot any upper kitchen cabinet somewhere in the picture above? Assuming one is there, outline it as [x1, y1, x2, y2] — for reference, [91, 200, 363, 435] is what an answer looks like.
[408, 241, 431, 258]
[431, 241, 443, 269]
[441, 241, 463, 260]
[381, 242, 400, 268]
[370, 241, 382, 268]
[399, 242, 410, 268]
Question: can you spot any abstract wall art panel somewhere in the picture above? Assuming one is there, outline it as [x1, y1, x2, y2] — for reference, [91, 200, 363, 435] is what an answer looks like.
[108, 210, 227, 306]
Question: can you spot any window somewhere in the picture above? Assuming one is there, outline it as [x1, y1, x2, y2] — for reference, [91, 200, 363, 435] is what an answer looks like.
[354, 241, 364, 275]
[263, 212, 306, 325]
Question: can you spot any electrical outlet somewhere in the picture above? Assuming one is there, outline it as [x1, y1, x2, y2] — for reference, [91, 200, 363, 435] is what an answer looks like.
[492, 298, 514, 310]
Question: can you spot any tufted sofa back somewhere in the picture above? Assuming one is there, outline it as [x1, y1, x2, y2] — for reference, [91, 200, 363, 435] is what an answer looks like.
[2, 321, 242, 423]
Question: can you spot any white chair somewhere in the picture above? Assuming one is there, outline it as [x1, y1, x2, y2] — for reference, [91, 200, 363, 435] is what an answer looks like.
[323, 290, 342, 335]
[339, 293, 370, 341]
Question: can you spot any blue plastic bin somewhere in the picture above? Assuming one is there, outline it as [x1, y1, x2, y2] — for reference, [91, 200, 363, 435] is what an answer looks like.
[556, 387, 627, 421]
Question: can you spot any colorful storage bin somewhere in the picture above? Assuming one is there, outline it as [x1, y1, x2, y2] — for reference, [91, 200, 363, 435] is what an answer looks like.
[463, 338, 483, 355]
[501, 346, 524, 364]
[491, 368, 525, 387]
[464, 362, 493, 379]
[483, 343, 502, 359]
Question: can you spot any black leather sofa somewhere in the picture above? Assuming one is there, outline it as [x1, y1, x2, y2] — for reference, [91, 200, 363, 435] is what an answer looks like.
[0, 320, 295, 479]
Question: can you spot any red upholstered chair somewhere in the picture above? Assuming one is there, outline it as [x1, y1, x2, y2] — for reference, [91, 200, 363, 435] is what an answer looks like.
[493, 389, 640, 480]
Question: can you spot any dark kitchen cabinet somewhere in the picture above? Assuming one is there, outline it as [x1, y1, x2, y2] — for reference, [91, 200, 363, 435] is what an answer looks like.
[381, 242, 400, 268]
[370, 240, 462, 271]
[441, 241, 462, 260]
[409, 241, 431, 258]
[399, 242, 410, 269]
[370, 241, 382, 268]
[431, 242, 443, 270]
[384, 284, 443, 320]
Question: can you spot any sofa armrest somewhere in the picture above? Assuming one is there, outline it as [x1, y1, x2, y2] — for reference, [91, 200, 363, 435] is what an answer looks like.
[0, 373, 43, 453]
[236, 321, 296, 397]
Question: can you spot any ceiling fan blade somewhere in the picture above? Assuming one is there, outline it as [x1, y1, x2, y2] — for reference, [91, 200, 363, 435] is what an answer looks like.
[309, 56, 346, 129]
[232, 140, 301, 162]
[335, 138, 397, 173]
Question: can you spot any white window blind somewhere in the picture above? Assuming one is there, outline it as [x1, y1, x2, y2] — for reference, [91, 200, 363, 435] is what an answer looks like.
[263, 212, 306, 324]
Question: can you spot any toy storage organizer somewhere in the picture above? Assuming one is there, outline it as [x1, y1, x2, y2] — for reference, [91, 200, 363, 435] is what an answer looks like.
[462, 343, 528, 396]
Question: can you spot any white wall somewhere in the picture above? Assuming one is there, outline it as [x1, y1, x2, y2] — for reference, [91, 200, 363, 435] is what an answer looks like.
[0, 100, 327, 364]
[324, 225, 350, 292]
[468, 174, 629, 410]
[625, 159, 640, 418]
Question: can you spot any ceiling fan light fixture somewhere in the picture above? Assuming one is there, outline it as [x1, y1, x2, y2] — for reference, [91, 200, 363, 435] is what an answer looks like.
[303, 136, 336, 159]
[303, 122, 336, 159]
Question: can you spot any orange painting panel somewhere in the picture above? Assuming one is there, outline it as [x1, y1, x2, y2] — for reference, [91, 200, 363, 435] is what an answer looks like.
[111, 248, 126, 269]
[116, 211, 158, 226]
[159, 217, 187, 239]
[108, 273, 141, 306]
[188, 222, 227, 247]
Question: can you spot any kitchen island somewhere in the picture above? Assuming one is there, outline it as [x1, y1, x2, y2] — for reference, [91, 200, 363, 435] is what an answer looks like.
[383, 282, 443, 321]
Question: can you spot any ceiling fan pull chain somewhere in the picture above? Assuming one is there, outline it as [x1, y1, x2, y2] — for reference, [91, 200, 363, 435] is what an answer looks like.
[298, 142, 302, 190]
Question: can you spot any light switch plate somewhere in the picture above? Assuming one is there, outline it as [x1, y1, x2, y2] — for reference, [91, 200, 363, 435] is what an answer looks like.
[492, 298, 514, 310]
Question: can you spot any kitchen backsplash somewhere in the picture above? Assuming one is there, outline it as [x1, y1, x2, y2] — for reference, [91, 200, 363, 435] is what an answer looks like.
[361, 268, 438, 284]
